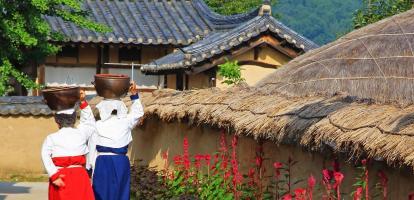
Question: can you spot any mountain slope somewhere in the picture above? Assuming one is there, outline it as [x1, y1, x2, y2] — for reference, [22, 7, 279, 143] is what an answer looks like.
[273, 0, 362, 45]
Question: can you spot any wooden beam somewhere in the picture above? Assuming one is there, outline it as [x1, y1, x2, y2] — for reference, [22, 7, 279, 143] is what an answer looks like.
[186, 34, 303, 75]
[238, 60, 280, 69]
[44, 63, 97, 68]
[97, 46, 102, 74]
[261, 35, 300, 58]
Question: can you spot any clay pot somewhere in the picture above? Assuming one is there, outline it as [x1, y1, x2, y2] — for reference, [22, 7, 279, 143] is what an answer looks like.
[94, 74, 130, 99]
[42, 87, 80, 111]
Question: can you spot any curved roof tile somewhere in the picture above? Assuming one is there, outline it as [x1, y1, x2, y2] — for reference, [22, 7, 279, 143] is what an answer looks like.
[44, 0, 259, 45]
[141, 15, 318, 73]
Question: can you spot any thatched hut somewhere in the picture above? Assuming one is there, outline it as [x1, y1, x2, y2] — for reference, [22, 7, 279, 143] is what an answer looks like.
[134, 8, 414, 198]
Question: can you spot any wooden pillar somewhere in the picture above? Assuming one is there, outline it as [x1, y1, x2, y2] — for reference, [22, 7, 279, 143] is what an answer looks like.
[163, 75, 168, 88]
[97, 45, 109, 74]
[254, 47, 260, 60]
[176, 72, 184, 91]
[185, 74, 189, 90]
[35, 64, 45, 96]
[97, 46, 102, 74]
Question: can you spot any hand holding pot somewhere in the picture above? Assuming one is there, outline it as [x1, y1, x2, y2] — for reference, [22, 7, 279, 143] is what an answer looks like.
[80, 89, 86, 102]
[129, 81, 138, 95]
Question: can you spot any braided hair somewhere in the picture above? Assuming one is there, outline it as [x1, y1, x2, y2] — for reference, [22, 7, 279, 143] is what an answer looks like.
[54, 111, 77, 128]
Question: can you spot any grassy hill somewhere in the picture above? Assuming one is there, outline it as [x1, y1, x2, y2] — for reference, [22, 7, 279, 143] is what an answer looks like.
[273, 0, 363, 45]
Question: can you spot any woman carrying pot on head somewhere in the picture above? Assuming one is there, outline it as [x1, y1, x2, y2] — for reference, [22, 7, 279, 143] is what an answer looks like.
[89, 81, 144, 200]
[41, 90, 95, 200]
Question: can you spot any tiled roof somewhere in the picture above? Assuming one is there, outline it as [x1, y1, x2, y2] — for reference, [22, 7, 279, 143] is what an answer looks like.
[0, 97, 52, 116]
[44, 0, 259, 45]
[141, 15, 319, 73]
[0, 95, 98, 116]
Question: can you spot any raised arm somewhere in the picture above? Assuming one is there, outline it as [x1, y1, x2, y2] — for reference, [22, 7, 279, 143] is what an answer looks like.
[77, 90, 96, 138]
[127, 82, 144, 129]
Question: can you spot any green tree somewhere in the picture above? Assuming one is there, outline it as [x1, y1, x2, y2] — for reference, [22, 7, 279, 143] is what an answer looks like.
[353, 0, 413, 29]
[0, 0, 109, 96]
[205, 0, 277, 15]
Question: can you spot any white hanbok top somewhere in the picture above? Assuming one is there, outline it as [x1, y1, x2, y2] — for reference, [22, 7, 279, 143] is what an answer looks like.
[41, 105, 96, 177]
[88, 97, 144, 169]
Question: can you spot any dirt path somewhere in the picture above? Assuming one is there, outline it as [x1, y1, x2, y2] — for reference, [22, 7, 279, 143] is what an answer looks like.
[0, 182, 47, 200]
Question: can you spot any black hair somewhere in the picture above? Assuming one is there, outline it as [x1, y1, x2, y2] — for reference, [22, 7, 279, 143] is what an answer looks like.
[54, 112, 77, 128]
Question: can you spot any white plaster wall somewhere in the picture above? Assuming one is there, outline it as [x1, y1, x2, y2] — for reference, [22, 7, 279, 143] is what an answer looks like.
[107, 68, 160, 88]
[45, 65, 96, 87]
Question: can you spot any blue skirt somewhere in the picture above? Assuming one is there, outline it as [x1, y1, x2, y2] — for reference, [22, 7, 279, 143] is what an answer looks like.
[93, 145, 130, 200]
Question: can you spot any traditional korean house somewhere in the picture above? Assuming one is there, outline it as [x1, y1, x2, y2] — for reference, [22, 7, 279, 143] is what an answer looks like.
[141, 2, 318, 89]
[2, 7, 414, 198]
[26, 0, 317, 95]
[135, 8, 414, 198]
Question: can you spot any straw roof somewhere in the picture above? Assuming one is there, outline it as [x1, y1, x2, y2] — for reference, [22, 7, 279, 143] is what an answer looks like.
[141, 9, 414, 170]
[257, 9, 414, 105]
[142, 87, 414, 169]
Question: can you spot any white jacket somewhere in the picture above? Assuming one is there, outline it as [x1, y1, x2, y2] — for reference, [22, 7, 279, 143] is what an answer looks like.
[41, 105, 96, 177]
[87, 98, 144, 169]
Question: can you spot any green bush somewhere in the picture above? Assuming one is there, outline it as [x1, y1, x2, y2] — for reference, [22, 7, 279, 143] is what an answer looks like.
[218, 60, 245, 86]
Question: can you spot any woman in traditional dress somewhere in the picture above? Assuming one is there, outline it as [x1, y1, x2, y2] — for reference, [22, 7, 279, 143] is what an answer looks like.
[89, 82, 144, 200]
[41, 90, 95, 200]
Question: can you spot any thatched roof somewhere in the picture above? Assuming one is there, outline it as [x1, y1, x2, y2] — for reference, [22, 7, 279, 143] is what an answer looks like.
[257, 9, 414, 105]
[141, 9, 414, 170]
[142, 88, 414, 170]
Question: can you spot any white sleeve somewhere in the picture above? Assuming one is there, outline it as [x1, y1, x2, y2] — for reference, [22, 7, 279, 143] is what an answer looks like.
[86, 131, 98, 170]
[41, 136, 58, 177]
[127, 99, 144, 130]
[77, 105, 97, 138]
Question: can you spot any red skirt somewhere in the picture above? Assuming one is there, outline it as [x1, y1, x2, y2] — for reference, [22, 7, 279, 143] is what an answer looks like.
[49, 155, 94, 200]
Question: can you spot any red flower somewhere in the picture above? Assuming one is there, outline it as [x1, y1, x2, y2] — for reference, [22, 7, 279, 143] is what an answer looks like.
[361, 159, 367, 166]
[353, 187, 363, 200]
[173, 155, 182, 166]
[273, 162, 283, 169]
[182, 137, 190, 170]
[308, 175, 316, 188]
[231, 135, 238, 148]
[273, 162, 283, 177]
[282, 194, 292, 200]
[308, 175, 316, 200]
[255, 156, 263, 167]
[194, 154, 204, 169]
[248, 168, 255, 177]
[204, 154, 211, 167]
[183, 137, 189, 153]
[224, 170, 231, 180]
[294, 188, 306, 200]
[247, 168, 255, 186]
[183, 159, 190, 170]
[322, 169, 332, 182]
[333, 171, 344, 188]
